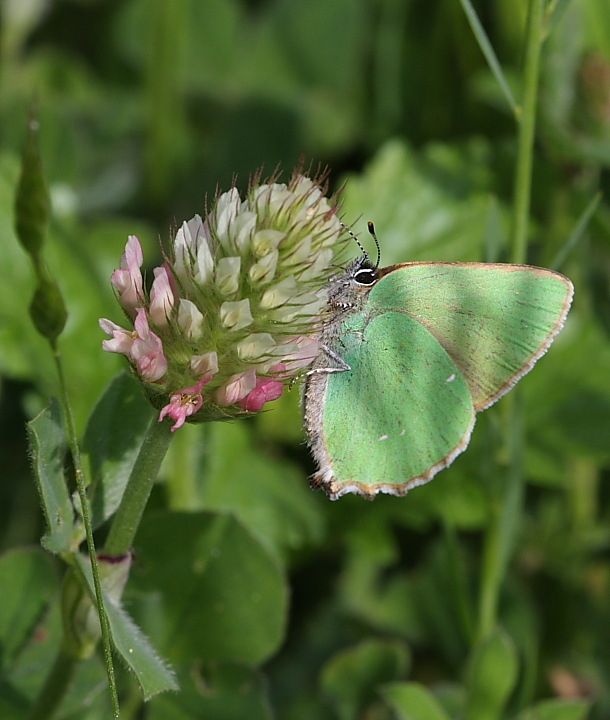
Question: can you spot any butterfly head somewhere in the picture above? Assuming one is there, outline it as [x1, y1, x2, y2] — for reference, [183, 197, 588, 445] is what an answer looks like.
[337, 220, 382, 285]
[352, 257, 379, 287]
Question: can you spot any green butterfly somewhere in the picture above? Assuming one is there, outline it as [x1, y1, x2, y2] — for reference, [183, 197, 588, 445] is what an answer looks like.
[304, 223, 573, 500]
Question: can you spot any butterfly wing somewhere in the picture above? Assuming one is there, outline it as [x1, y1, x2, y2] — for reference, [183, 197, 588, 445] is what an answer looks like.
[368, 262, 573, 410]
[305, 309, 476, 499]
[304, 261, 573, 499]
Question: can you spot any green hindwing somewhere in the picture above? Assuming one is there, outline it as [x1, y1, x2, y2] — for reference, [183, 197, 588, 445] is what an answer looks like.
[314, 311, 475, 499]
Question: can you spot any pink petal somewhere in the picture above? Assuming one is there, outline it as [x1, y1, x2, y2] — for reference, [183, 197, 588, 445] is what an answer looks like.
[158, 376, 212, 431]
[99, 318, 135, 356]
[280, 336, 319, 372]
[239, 375, 284, 412]
[216, 369, 257, 406]
[131, 308, 168, 382]
[110, 235, 144, 318]
[149, 264, 176, 328]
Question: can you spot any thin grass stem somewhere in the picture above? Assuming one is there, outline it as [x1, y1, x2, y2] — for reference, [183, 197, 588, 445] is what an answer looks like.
[457, 0, 519, 119]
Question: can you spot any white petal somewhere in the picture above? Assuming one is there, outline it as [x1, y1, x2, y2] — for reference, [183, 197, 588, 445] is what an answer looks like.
[220, 299, 253, 331]
[177, 299, 205, 338]
[284, 235, 311, 266]
[252, 229, 285, 257]
[292, 175, 316, 200]
[190, 351, 219, 376]
[252, 183, 291, 216]
[173, 215, 204, 280]
[249, 250, 278, 285]
[231, 211, 257, 252]
[320, 214, 343, 241]
[269, 290, 323, 322]
[299, 247, 333, 280]
[260, 276, 297, 309]
[236, 333, 277, 361]
[194, 234, 214, 285]
[215, 256, 241, 295]
[215, 188, 241, 246]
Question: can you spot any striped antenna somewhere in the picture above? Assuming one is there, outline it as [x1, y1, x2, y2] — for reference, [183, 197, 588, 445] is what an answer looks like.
[340, 221, 368, 260]
[367, 222, 381, 270]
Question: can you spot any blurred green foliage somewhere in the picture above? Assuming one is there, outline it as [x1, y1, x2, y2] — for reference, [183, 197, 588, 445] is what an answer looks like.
[1, 0, 610, 718]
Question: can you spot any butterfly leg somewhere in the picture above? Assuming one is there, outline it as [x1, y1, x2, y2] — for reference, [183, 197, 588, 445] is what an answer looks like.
[288, 346, 350, 389]
[306, 345, 351, 375]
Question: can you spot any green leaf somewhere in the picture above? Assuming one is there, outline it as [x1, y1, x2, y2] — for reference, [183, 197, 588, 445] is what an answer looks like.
[72, 553, 178, 699]
[523, 319, 610, 467]
[320, 638, 410, 720]
[27, 399, 75, 553]
[147, 664, 271, 720]
[81, 372, 154, 532]
[515, 699, 591, 720]
[193, 421, 324, 560]
[0, 547, 58, 671]
[130, 510, 288, 666]
[0, 550, 109, 720]
[380, 682, 452, 720]
[340, 139, 501, 265]
[465, 627, 518, 720]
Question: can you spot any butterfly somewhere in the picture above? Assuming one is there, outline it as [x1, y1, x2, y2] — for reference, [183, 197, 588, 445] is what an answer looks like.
[303, 223, 574, 500]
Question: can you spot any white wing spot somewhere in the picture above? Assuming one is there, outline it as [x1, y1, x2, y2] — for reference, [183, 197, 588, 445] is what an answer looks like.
[400, 429, 406, 436]
[446, 373, 456, 382]
[378, 434, 389, 441]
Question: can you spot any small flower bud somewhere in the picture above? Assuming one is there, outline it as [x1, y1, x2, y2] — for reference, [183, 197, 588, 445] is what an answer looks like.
[30, 267, 67, 342]
[100, 170, 346, 424]
[15, 119, 50, 260]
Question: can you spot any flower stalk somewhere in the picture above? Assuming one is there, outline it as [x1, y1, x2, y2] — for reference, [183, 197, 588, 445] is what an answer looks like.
[103, 416, 174, 557]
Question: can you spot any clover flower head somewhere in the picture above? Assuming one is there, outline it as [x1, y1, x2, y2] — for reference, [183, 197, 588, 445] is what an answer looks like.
[100, 170, 345, 425]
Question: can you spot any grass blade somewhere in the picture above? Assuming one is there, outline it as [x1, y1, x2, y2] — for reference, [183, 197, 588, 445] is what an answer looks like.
[457, 0, 519, 118]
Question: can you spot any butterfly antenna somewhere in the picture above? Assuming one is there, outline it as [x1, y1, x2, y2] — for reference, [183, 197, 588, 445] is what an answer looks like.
[367, 222, 381, 270]
[340, 220, 368, 261]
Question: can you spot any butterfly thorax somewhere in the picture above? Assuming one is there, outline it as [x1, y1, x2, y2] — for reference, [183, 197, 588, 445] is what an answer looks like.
[324, 256, 380, 319]
[304, 256, 381, 374]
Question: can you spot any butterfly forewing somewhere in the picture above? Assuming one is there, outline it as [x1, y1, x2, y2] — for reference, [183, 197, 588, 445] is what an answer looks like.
[369, 263, 573, 410]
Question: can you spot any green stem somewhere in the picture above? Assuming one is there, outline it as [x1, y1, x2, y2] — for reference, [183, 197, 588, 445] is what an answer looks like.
[511, 0, 545, 265]
[478, 0, 544, 639]
[52, 346, 119, 719]
[103, 417, 173, 557]
[478, 396, 523, 639]
[28, 644, 78, 720]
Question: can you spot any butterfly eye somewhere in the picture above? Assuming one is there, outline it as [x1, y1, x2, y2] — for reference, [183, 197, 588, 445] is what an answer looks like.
[353, 268, 378, 286]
